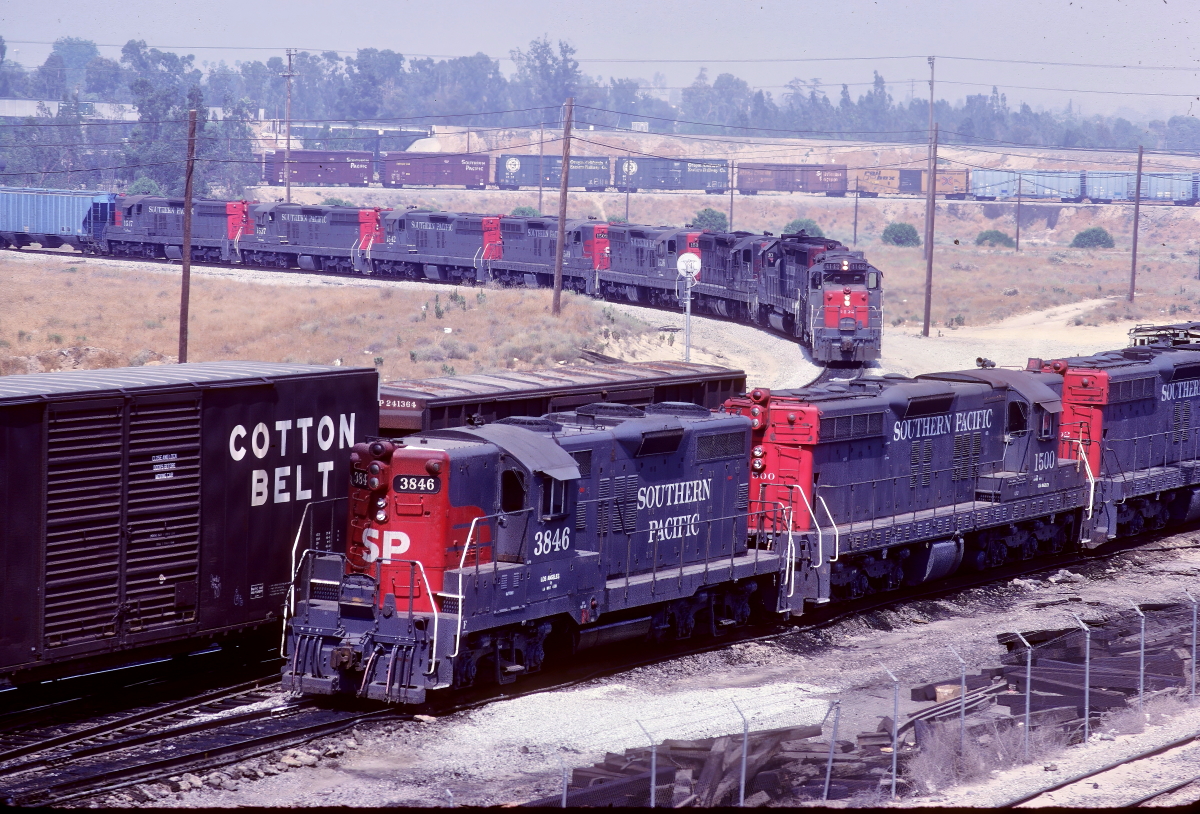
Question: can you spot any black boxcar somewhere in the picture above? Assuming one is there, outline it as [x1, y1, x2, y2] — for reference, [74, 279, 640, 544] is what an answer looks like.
[268, 149, 373, 187]
[378, 360, 746, 432]
[495, 155, 611, 191]
[614, 157, 728, 193]
[0, 362, 378, 684]
[380, 152, 490, 189]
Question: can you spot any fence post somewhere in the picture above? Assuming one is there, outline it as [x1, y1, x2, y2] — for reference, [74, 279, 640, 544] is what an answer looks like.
[948, 644, 967, 757]
[822, 700, 841, 802]
[1129, 600, 1146, 710]
[1071, 613, 1092, 743]
[1014, 631, 1033, 763]
[733, 701, 749, 807]
[557, 756, 568, 809]
[882, 665, 899, 800]
[636, 720, 657, 808]
[1187, 589, 1198, 704]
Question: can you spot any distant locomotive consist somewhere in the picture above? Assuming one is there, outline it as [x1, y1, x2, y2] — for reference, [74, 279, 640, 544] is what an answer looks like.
[281, 332, 1200, 705]
[0, 187, 884, 365]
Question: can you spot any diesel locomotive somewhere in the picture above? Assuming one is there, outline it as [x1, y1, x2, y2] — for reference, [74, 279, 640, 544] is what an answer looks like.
[0, 187, 884, 364]
[281, 337, 1200, 705]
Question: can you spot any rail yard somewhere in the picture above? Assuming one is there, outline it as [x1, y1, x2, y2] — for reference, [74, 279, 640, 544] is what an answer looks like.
[5, 7, 1200, 806]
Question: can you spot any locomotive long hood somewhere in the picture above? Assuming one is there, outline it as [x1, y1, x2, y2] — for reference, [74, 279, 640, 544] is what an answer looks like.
[919, 369, 1063, 413]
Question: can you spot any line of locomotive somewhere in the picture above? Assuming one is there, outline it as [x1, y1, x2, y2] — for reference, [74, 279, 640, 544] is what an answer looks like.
[282, 325, 1200, 705]
[0, 187, 883, 365]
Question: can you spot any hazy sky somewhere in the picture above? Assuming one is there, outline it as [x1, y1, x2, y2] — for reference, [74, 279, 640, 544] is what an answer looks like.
[2, 0, 1198, 121]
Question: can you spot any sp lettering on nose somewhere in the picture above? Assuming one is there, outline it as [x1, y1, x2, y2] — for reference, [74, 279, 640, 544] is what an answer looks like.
[362, 528, 412, 561]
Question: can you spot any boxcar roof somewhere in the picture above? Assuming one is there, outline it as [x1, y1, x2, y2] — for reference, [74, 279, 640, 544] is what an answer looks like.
[379, 361, 742, 403]
[0, 362, 369, 401]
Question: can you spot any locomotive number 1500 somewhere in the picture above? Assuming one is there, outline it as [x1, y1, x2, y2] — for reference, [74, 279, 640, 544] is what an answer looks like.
[533, 527, 571, 556]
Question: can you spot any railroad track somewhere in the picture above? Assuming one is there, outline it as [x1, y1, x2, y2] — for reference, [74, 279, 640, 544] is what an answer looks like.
[4, 528, 1191, 806]
[997, 730, 1200, 808]
[0, 680, 400, 806]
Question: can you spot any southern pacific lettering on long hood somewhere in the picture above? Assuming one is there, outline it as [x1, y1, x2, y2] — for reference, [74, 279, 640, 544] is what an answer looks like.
[636, 478, 713, 510]
[892, 409, 993, 441]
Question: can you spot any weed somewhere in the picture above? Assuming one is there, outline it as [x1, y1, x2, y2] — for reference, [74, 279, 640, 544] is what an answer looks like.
[17, 330, 29, 342]
[144, 320, 161, 329]
[0, 339, 9, 348]
[1145, 689, 1188, 725]
[47, 333, 63, 344]
[441, 363, 456, 375]
[1101, 707, 1145, 736]
[434, 294, 444, 319]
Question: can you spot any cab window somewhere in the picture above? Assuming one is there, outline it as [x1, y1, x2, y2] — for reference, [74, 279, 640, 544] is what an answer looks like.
[500, 470, 526, 513]
[1006, 401, 1029, 434]
[867, 271, 879, 289]
[541, 478, 567, 519]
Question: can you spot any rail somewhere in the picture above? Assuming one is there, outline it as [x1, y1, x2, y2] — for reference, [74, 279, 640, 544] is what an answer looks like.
[818, 494, 840, 562]
[282, 497, 345, 657]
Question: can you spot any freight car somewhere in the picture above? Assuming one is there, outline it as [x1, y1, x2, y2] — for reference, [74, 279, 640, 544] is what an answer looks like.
[380, 152, 489, 189]
[265, 149, 373, 187]
[283, 336, 1200, 705]
[0, 363, 378, 686]
[378, 360, 745, 433]
[0, 187, 118, 251]
[735, 164, 848, 196]
[495, 155, 612, 192]
[614, 157, 730, 194]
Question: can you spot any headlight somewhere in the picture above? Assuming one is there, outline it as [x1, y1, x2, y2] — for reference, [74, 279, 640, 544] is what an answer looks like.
[752, 460, 765, 472]
[750, 419, 761, 430]
[752, 446, 765, 458]
[368, 462, 382, 475]
[367, 476, 380, 490]
[375, 510, 388, 523]
[376, 497, 387, 508]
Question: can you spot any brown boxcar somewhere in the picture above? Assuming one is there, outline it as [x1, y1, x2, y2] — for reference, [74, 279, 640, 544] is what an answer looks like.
[852, 168, 969, 198]
[268, 149, 373, 187]
[381, 152, 490, 189]
[736, 163, 848, 196]
[378, 360, 746, 433]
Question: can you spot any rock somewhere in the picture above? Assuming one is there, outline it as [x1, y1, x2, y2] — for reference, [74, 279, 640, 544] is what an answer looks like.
[182, 773, 203, 789]
[1011, 578, 1040, 590]
[275, 761, 291, 772]
[413, 714, 437, 723]
[343, 738, 358, 749]
[744, 790, 772, 807]
[262, 764, 280, 776]
[166, 778, 188, 793]
[293, 751, 319, 767]
[280, 755, 304, 768]
[1099, 732, 1115, 741]
[323, 743, 345, 757]
[204, 773, 225, 787]
[1048, 569, 1085, 584]
[1044, 764, 1058, 771]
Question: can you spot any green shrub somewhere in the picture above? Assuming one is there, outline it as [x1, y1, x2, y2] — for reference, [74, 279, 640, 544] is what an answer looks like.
[782, 218, 824, 237]
[127, 176, 163, 196]
[510, 205, 540, 217]
[693, 208, 729, 232]
[321, 197, 353, 207]
[882, 222, 921, 247]
[607, 215, 628, 224]
[976, 229, 1015, 248]
[1071, 227, 1115, 249]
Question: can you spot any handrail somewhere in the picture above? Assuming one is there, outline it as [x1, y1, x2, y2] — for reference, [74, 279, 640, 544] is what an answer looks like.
[282, 499, 332, 657]
[1076, 438, 1097, 520]
[446, 509, 532, 659]
[818, 494, 840, 563]
[790, 484, 824, 568]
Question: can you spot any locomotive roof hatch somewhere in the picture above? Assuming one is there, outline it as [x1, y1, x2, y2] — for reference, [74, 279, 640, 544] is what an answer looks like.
[919, 368, 1062, 412]
[425, 423, 581, 480]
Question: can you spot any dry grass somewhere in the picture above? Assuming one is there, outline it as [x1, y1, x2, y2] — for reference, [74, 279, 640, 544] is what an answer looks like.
[0, 255, 649, 379]
[876, 244, 1200, 331]
[904, 719, 1068, 795]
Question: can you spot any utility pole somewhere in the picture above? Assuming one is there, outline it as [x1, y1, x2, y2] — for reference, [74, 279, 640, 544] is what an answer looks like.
[923, 56, 935, 261]
[552, 97, 573, 316]
[922, 123, 939, 338]
[853, 177, 859, 246]
[282, 49, 297, 204]
[178, 108, 197, 363]
[625, 150, 631, 222]
[728, 162, 735, 231]
[1015, 174, 1023, 251]
[538, 121, 544, 214]
[1130, 145, 1144, 302]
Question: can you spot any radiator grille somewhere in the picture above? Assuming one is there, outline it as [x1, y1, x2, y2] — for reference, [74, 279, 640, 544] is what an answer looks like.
[696, 431, 745, 461]
[43, 404, 124, 647]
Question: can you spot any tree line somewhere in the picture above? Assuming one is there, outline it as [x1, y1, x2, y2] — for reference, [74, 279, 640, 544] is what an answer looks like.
[2, 34, 1200, 197]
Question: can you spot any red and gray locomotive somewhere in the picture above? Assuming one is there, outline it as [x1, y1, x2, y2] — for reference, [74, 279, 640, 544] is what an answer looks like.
[283, 334, 1200, 705]
[1, 186, 881, 365]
